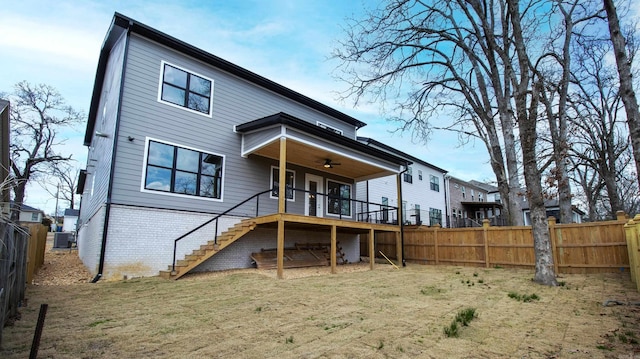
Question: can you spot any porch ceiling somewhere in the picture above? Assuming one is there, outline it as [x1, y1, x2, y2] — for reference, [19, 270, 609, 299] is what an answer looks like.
[236, 112, 409, 180]
[249, 138, 396, 179]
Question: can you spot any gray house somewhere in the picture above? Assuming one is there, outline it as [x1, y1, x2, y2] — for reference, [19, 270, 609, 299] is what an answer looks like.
[77, 13, 408, 280]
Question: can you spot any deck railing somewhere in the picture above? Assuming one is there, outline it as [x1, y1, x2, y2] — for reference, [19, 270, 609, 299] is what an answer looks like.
[171, 186, 399, 272]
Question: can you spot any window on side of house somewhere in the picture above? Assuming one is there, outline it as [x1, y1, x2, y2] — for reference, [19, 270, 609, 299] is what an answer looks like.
[144, 139, 223, 199]
[429, 208, 442, 226]
[159, 62, 213, 116]
[327, 180, 351, 216]
[461, 186, 466, 198]
[418, 170, 423, 181]
[429, 175, 440, 192]
[270, 167, 295, 201]
[479, 193, 484, 202]
[471, 189, 475, 201]
[31, 212, 39, 221]
[403, 166, 413, 183]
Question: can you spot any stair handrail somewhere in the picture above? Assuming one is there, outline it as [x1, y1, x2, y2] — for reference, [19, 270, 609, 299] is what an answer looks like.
[171, 189, 271, 273]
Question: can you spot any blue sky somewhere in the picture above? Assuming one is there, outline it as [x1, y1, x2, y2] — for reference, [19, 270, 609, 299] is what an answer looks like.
[1, 0, 494, 214]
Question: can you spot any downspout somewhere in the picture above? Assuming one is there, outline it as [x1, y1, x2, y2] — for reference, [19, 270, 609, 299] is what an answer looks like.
[92, 28, 131, 283]
[398, 163, 410, 267]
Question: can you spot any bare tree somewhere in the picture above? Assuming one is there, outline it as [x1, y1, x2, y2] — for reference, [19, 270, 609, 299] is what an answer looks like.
[9, 81, 83, 218]
[38, 162, 81, 210]
[334, 0, 524, 226]
[334, 0, 565, 284]
[603, 0, 640, 188]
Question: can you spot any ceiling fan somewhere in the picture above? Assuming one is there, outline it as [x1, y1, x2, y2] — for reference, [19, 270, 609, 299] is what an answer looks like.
[322, 159, 341, 168]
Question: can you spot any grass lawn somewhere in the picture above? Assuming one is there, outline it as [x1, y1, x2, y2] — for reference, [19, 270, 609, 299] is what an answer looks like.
[1, 262, 639, 358]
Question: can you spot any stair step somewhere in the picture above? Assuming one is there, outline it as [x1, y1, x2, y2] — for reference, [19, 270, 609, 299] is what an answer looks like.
[161, 218, 257, 279]
[185, 254, 201, 261]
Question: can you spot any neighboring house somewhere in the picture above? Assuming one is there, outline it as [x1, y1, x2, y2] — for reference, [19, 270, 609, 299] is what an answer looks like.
[446, 177, 502, 227]
[62, 209, 80, 232]
[520, 198, 584, 225]
[77, 13, 409, 280]
[467, 180, 585, 225]
[11, 203, 44, 223]
[356, 137, 448, 227]
[0, 100, 9, 217]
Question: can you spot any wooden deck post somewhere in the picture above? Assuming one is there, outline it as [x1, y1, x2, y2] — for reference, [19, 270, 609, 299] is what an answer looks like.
[482, 219, 490, 268]
[276, 137, 287, 279]
[548, 217, 559, 275]
[331, 225, 337, 274]
[277, 218, 285, 279]
[369, 228, 375, 270]
[278, 137, 287, 214]
[395, 231, 402, 266]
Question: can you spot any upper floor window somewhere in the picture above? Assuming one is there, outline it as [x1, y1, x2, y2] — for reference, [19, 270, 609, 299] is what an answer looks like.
[461, 186, 466, 198]
[317, 121, 343, 135]
[144, 139, 223, 199]
[270, 167, 295, 201]
[479, 193, 484, 202]
[418, 170, 423, 181]
[471, 189, 475, 201]
[159, 62, 213, 116]
[430, 175, 440, 192]
[403, 166, 413, 183]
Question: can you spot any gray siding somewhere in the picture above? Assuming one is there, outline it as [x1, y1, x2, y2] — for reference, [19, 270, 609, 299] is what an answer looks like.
[109, 34, 362, 213]
[79, 32, 127, 224]
[242, 126, 281, 154]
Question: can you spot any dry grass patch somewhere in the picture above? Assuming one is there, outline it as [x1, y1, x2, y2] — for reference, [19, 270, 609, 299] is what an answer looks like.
[1, 253, 639, 358]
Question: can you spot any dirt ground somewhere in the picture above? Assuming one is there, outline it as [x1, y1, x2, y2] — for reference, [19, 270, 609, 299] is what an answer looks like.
[1, 236, 640, 358]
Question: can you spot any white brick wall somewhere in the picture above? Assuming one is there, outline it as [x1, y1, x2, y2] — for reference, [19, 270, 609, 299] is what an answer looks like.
[77, 205, 106, 274]
[80, 204, 362, 279]
[100, 205, 242, 279]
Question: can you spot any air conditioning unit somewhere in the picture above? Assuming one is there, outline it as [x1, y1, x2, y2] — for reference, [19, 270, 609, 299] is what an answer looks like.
[54, 232, 73, 248]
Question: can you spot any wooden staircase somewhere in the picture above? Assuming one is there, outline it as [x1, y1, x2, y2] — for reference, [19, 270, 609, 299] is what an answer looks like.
[159, 218, 257, 280]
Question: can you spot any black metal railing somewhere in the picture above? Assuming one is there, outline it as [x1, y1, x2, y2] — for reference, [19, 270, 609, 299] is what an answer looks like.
[171, 186, 401, 272]
[171, 189, 271, 273]
[288, 187, 399, 224]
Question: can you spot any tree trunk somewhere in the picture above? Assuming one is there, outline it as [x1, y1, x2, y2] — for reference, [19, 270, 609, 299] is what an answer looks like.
[604, 0, 640, 189]
[508, 0, 557, 285]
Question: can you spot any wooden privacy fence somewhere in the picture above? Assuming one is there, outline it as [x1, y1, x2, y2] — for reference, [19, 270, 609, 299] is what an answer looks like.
[626, 214, 640, 292]
[0, 222, 47, 346]
[365, 212, 630, 275]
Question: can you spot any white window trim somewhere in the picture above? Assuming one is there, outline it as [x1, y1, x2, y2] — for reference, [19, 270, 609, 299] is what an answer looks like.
[325, 178, 352, 218]
[157, 60, 214, 118]
[140, 137, 225, 202]
[269, 166, 296, 202]
[316, 121, 343, 135]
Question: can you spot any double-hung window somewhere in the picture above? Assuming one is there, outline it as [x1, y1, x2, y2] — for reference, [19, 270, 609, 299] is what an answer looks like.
[403, 166, 413, 183]
[160, 62, 213, 115]
[430, 175, 440, 192]
[144, 139, 223, 199]
[327, 180, 351, 216]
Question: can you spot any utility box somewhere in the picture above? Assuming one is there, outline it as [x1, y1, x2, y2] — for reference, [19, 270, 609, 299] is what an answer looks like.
[53, 232, 72, 248]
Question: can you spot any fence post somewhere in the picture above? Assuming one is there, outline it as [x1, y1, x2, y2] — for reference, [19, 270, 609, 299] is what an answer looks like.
[434, 224, 439, 265]
[616, 210, 628, 222]
[483, 219, 490, 268]
[625, 217, 637, 285]
[548, 217, 559, 275]
[634, 215, 640, 291]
